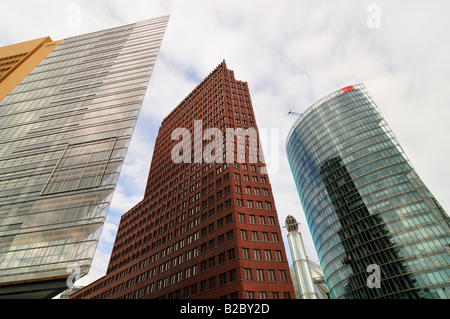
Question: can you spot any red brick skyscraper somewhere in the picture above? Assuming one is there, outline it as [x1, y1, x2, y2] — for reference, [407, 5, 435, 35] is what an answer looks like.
[72, 61, 294, 299]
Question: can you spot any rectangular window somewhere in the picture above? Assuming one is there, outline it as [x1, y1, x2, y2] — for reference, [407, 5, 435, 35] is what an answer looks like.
[268, 270, 276, 281]
[209, 277, 216, 289]
[219, 272, 227, 285]
[272, 232, 279, 242]
[279, 270, 287, 282]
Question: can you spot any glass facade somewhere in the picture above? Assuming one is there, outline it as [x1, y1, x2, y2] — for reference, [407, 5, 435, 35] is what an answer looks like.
[286, 83, 450, 299]
[70, 61, 295, 300]
[0, 16, 168, 297]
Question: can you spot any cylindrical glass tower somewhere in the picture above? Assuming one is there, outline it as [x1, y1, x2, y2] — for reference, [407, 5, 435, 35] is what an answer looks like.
[286, 84, 450, 299]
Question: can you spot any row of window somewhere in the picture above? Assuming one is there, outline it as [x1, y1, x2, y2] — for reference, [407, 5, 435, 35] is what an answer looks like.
[0, 52, 27, 62]
[112, 202, 282, 271]
[87, 217, 286, 298]
[83, 263, 293, 299]
[146, 161, 268, 222]
[236, 199, 273, 210]
[239, 229, 280, 242]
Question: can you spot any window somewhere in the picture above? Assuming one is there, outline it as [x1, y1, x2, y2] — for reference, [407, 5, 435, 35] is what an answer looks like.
[209, 257, 216, 268]
[41, 137, 117, 195]
[279, 270, 287, 282]
[209, 277, 216, 289]
[259, 216, 265, 224]
[229, 269, 237, 282]
[244, 268, 252, 280]
[242, 248, 249, 259]
[272, 232, 279, 242]
[257, 269, 264, 281]
[219, 252, 226, 264]
[219, 272, 227, 285]
[275, 250, 282, 261]
[254, 249, 261, 260]
[228, 248, 235, 260]
[200, 280, 207, 292]
[268, 216, 275, 225]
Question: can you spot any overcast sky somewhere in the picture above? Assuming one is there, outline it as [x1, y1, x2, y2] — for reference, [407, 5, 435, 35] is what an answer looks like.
[1, 0, 449, 288]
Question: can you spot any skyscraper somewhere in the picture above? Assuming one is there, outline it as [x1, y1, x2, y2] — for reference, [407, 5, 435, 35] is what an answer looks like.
[71, 61, 295, 299]
[289, 260, 329, 299]
[0, 16, 169, 298]
[286, 84, 450, 299]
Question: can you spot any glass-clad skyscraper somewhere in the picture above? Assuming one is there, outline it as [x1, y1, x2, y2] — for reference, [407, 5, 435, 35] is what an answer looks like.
[0, 16, 168, 298]
[286, 84, 450, 299]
